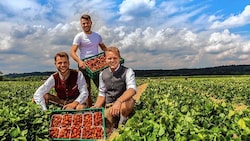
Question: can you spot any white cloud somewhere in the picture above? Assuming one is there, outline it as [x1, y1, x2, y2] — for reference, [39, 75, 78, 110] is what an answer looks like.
[118, 0, 155, 21]
[210, 5, 250, 29]
[241, 43, 250, 53]
[0, 35, 12, 50]
[205, 29, 240, 53]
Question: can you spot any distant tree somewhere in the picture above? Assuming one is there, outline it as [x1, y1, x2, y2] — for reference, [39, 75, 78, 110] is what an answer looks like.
[0, 71, 3, 81]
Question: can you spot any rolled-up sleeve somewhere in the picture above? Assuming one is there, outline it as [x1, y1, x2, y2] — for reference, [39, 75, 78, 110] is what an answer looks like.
[98, 71, 106, 97]
[75, 72, 89, 104]
[33, 75, 55, 110]
[126, 68, 137, 92]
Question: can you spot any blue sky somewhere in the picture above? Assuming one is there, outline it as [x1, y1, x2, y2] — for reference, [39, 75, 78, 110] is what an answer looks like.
[1, 0, 250, 74]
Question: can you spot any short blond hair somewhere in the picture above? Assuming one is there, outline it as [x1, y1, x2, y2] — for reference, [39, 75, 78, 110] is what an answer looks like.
[105, 47, 121, 58]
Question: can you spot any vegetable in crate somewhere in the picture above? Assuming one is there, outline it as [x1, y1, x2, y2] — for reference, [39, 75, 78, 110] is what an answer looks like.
[92, 127, 104, 139]
[61, 114, 73, 127]
[59, 127, 71, 138]
[94, 112, 103, 126]
[72, 114, 83, 127]
[83, 113, 92, 127]
[82, 124, 104, 139]
[51, 114, 62, 127]
[49, 127, 59, 138]
[82, 127, 93, 139]
[71, 125, 81, 139]
[85, 55, 107, 72]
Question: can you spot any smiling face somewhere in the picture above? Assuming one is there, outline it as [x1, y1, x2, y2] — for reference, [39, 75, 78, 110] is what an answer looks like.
[105, 47, 121, 72]
[80, 17, 92, 34]
[55, 54, 70, 75]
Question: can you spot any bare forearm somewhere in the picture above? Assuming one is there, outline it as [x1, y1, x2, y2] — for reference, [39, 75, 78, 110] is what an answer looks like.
[117, 88, 136, 103]
[99, 43, 107, 51]
[93, 96, 105, 108]
[70, 45, 82, 63]
[70, 52, 81, 63]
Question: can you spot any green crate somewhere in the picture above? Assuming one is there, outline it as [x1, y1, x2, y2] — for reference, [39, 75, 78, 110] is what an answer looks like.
[82, 52, 124, 79]
[49, 108, 106, 141]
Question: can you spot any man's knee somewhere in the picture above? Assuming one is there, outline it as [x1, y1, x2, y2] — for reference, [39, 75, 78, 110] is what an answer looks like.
[43, 93, 52, 104]
[120, 98, 135, 116]
[43, 93, 49, 100]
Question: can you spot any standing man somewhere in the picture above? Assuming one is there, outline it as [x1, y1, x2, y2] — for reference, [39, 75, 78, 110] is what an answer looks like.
[92, 47, 136, 129]
[70, 14, 107, 107]
[33, 52, 89, 110]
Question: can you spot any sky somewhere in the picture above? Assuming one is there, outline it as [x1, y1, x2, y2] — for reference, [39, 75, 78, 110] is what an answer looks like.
[1, 0, 250, 74]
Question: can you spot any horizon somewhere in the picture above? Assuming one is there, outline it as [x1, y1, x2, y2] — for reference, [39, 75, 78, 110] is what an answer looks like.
[3, 64, 250, 75]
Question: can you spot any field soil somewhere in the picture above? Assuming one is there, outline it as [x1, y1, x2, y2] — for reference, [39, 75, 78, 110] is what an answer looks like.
[133, 83, 148, 103]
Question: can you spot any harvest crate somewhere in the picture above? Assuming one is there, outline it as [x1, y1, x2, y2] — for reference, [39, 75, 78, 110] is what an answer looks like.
[82, 52, 124, 79]
[49, 108, 106, 141]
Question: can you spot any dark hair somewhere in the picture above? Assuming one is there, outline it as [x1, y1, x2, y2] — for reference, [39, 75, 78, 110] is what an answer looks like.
[80, 14, 91, 21]
[54, 52, 69, 61]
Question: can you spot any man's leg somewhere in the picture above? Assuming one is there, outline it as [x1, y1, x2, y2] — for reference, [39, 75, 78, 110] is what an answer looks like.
[92, 72, 99, 88]
[44, 93, 64, 107]
[91, 73, 100, 105]
[119, 98, 135, 125]
[85, 77, 92, 107]
[104, 104, 119, 135]
[79, 68, 92, 107]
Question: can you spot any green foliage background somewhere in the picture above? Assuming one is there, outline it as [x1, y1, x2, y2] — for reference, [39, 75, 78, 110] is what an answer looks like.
[1, 76, 250, 140]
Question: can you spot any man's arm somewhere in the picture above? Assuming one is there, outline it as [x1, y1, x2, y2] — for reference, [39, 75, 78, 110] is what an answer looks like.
[99, 43, 107, 51]
[116, 88, 136, 103]
[116, 68, 136, 103]
[33, 75, 55, 110]
[92, 96, 105, 108]
[70, 45, 86, 69]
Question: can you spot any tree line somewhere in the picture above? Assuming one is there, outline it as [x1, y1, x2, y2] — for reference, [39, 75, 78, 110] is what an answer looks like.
[2, 64, 250, 80]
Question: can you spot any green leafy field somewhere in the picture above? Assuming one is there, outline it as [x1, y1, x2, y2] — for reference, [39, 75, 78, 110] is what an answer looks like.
[1, 76, 250, 140]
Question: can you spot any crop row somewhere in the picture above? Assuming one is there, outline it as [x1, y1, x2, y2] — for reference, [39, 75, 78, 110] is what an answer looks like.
[1, 76, 250, 140]
[114, 77, 250, 140]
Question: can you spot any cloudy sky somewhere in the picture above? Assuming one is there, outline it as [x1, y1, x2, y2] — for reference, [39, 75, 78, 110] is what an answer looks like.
[1, 0, 250, 74]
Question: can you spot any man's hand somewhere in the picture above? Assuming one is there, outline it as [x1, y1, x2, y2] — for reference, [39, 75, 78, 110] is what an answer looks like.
[63, 101, 79, 110]
[91, 105, 98, 108]
[78, 60, 86, 69]
[109, 101, 122, 116]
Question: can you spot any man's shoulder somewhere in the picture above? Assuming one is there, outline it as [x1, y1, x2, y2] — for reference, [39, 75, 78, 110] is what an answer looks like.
[52, 72, 59, 76]
[75, 32, 86, 37]
[91, 32, 101, 37]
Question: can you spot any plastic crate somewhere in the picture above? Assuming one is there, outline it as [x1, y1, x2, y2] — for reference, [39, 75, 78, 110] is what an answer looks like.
[49, 108, 106, 141]
[82, 52, 124, 79]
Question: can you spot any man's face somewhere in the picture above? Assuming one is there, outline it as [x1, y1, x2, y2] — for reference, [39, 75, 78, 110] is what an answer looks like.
[81, 18, 92, 33]
[55, 56, 69, 74]
[105, 51, 120, 71]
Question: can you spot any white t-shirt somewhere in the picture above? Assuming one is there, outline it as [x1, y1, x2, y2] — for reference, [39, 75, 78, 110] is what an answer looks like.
[72, 32, 103, 59]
